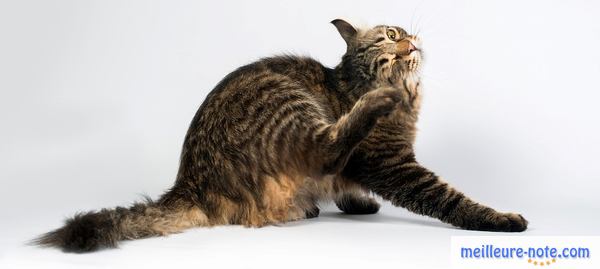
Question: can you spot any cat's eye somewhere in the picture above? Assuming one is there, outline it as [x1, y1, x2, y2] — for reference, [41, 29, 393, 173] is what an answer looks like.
[386, 29, 397, 40]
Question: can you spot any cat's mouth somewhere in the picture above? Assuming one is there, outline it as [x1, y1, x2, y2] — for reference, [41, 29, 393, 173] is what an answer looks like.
[396, 49, 420, 59]
[392, 51, 422, 72]
[408, 48, 420, 55]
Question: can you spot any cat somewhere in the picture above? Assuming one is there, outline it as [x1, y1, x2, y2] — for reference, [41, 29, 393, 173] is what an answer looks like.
[34, 19, 527, 253]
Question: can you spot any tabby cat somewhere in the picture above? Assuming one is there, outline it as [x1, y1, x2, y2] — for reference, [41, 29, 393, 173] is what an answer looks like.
[35, 19, 527, 253]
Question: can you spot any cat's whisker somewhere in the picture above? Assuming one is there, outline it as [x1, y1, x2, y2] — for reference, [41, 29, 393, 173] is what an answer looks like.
[409, 0, 426, 36]
[414, 1, 455, 38]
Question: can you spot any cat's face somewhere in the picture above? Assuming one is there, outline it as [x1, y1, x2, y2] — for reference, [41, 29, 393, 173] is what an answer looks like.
[332, 19, 422, 83]
[359, 25, 422, 74]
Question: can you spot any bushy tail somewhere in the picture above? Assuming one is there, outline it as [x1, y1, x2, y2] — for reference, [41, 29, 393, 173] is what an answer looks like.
[32, 199, 208, 253]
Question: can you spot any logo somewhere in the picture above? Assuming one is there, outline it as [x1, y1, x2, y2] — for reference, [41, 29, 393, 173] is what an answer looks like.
[451, 236, 597, 268]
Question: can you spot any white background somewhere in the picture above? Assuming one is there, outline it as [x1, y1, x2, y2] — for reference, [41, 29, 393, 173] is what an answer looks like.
[1, 0, 599, 268]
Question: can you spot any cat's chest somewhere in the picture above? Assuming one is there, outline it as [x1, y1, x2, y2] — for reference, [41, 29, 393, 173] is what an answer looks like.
[374, 77, 422, 144]
[374, 74, 422, 112]
[399, 75, 422, 110]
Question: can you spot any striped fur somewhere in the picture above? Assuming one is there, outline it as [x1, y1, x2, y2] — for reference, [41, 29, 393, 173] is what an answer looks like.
[34, 19, 526, 253]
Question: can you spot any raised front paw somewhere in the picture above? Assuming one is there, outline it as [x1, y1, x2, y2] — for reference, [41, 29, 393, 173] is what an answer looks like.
[471, 212, 529, 232]
[359, 87, 402, 118]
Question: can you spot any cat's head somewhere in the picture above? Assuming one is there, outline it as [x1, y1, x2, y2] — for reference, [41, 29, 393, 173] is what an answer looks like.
[332, 19, 422, 84]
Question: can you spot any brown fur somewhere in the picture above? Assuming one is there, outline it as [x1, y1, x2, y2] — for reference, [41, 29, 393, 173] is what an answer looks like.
[34, 19, 527, 253]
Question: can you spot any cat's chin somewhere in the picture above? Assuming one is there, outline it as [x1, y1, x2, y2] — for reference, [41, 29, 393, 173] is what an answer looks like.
[399, 51, 422, 74]
[386, 68, 421, 87]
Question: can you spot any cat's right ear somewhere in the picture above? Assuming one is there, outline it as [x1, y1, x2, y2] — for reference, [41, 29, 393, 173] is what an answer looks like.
[331, 19, 357, 47]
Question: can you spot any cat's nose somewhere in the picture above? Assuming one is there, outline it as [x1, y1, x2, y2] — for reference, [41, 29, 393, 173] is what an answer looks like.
[397, 39, 419, 56]
[407, 42, 417, 53]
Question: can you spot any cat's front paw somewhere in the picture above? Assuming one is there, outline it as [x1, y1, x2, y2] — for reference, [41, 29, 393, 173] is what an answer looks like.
[359, 87, 402, 118]
[499, 213, 528, 232]
[474, 212, 528, 232]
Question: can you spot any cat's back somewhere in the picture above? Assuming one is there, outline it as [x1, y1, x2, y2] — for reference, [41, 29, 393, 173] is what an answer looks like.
[210, 55, 332, 102]
[184, 55, 336, 151]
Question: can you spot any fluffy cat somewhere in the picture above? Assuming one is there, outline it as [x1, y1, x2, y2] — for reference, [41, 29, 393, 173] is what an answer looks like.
[34, 19, 527, 253]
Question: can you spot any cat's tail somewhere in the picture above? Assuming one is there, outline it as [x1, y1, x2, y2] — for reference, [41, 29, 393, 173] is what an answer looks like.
[31, 197, 209, 253]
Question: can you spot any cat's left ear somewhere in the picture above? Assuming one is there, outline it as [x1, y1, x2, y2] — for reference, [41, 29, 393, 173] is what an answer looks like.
[331, 19, 357, 47]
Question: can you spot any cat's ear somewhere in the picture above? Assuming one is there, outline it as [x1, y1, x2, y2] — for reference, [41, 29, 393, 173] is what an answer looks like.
[331, 19, 357, 46]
